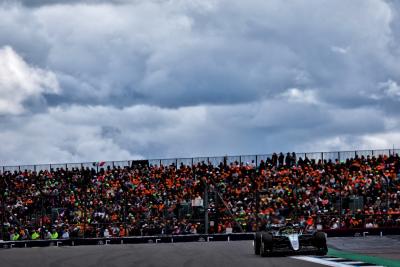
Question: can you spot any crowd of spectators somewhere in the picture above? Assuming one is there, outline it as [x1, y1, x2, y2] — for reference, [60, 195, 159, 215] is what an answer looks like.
[1, 152, 399, 241]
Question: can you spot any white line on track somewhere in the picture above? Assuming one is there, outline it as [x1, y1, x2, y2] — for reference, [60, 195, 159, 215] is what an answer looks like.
[290, 256, 384, 267]
[339, 262, 365, 265]
[291, 256, 350, 267]
[321, 258, 346, 261]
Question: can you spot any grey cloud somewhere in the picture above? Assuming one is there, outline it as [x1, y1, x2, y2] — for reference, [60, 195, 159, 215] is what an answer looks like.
[0, 5, 51, 65]
[101, 126, 122, 139]
[0, 46, 59, 115]
[0, 97, 399, 165]
[0, 0, 400, 165]
[1, 0, 399, 110]
[4, 0, 130, 7]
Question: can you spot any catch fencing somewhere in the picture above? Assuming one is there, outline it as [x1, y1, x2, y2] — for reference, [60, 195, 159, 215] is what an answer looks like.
[1, 148, 399, 173]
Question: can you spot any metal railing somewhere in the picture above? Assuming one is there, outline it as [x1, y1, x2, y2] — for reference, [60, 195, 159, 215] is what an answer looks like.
[1, 148, 399, 173]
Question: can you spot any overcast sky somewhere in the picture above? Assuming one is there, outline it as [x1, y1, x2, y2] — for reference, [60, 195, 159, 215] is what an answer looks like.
[0, 0, 400, 165]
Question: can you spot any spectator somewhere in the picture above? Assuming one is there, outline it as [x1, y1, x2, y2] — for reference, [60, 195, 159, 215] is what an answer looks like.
[0, 151, 399, 240]
[61, 228, 70, 239]
[278, 153, 285, 166]
[103, 228, 110, 238]
[285, 153, 291, 166]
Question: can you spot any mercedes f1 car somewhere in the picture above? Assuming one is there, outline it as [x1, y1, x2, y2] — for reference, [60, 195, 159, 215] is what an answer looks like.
[254, 224, 328, 257]
[253, 190, 327, 256]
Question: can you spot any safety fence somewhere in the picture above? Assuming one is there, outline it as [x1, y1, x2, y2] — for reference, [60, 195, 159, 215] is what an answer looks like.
[2, 227, 400, 249]
[1, 148, 399, 173]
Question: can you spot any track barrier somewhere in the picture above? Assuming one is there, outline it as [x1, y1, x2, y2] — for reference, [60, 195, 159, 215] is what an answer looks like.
[1, 228, 400, 249]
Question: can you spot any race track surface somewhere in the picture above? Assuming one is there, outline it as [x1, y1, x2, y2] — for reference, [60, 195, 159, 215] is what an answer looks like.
[328, 235, 400, 261]
[0, 241, 325, 267]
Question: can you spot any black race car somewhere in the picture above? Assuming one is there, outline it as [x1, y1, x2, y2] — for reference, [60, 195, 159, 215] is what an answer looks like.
[253, 190, 328, 256]
[254, 224, 328, 256]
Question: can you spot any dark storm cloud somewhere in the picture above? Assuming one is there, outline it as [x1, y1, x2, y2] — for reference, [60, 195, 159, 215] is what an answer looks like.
[5, 0, 128, 7]
[0, 0, 399, 165]
[2, 0, 399, 109]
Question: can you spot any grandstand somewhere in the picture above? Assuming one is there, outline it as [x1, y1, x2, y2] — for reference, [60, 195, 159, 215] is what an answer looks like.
[0, 148, 399, 241]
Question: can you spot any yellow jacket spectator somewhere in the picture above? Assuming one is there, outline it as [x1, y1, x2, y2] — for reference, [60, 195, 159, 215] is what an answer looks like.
[12, 233, 20, 241]
[50, 231, 59, 240]
[31, 231, 40, 240]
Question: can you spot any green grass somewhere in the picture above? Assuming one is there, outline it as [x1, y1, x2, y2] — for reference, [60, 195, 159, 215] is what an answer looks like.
[328, 248, 400, 267]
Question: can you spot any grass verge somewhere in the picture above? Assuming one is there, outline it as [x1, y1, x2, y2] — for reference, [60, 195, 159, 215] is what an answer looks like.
[328, 248, 400, 267]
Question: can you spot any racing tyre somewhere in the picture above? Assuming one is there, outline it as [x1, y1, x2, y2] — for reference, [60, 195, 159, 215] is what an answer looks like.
[254, 232, 262, 255]
[260, 233, 273, 257]
[314, 232, 328, 256]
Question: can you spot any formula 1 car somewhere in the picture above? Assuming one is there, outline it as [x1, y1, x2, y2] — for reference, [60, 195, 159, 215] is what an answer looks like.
[254, 224, 328, 256]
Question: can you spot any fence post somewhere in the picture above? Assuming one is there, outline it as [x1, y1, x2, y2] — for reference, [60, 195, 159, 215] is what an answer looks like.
[1, 176, 5, 241]
[124, 190, 128, 238]
[204, 182, 208, 235]
[321, 152, 323, 162]
[192, 158, 194, 167]
[339, 182, 342, 229]
[255, 155, 258, 167]
[338, 152, 340, 162]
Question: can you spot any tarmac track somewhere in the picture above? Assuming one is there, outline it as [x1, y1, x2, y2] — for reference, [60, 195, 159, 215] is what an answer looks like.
[328, 235, 400, 261]
[0, 241, 325, 267]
